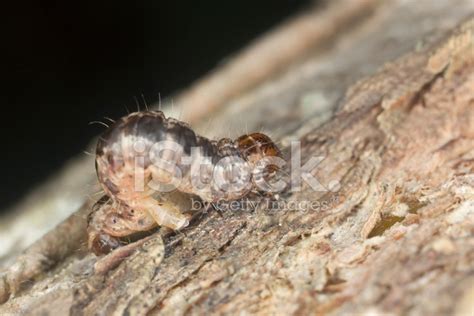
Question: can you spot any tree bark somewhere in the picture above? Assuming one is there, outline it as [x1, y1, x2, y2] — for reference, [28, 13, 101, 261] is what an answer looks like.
[1, 1, 473, 315]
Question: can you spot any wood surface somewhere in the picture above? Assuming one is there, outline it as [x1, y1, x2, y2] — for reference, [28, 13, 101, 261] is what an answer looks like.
[1, 1, 473, 315]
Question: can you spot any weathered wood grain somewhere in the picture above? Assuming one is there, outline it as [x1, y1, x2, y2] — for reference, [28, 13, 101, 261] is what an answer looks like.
[1, 1, 473, 315]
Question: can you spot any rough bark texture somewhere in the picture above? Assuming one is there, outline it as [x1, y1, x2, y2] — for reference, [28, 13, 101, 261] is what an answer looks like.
[1, 1, 474, 315]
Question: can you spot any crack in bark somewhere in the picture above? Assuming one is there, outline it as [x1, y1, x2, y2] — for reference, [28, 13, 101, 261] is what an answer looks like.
[146, 221, 248, 314]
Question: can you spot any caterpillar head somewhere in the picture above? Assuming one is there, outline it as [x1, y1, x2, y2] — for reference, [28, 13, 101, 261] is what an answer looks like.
[236, 133, 283, 190]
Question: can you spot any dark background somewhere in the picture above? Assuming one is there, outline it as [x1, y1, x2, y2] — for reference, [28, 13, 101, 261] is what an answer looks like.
[2, 0, 311, 211]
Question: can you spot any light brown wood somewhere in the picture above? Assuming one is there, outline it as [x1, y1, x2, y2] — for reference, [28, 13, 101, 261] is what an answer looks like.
[1, 1, 473, 315]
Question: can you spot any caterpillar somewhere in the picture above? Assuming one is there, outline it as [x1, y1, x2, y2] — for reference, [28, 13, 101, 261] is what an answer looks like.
[87, 110, 282, 254]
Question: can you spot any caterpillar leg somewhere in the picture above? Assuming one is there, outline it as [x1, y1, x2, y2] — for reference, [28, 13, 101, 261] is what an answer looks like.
[133, 197, 190, 230]
[88, 199, 158, 255]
